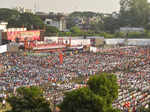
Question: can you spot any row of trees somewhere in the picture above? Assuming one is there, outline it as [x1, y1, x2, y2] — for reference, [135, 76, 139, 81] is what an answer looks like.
[0, 8, 44, 30]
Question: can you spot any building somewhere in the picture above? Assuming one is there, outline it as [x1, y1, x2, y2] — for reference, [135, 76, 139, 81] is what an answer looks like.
[35, 12, 49, 21]
[44, 18, 66, 31]
[59, 17, 67, 31]
[120, 27, 145, 33]
[13, 7, 34, 14]
[45, 19, 59, 29]
[0, 22, 8, 31]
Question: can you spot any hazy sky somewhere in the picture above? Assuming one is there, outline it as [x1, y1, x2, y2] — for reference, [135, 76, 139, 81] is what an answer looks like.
[0, 0, 121, 13]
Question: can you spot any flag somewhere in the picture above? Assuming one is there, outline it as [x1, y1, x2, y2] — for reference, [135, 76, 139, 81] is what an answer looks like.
[59, 52, 63, 64]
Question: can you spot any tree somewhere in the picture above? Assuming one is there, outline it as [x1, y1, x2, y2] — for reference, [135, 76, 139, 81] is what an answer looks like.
[0, 8, 44, 30]
[0, 8, 20, 27]
[58, 31, 72, 37]
[66, 17, 77, 29]
[45, 26, 59, 36]
[90, 21, 104, 33]
[103, 16, 120, 33]
[70, 26, 83, 36]
[7, 86, 51, 112]
[0, 8, 20, 21]
[17, 13, 44, 30]
[69, 11, 100, 18]
[87, 73, 119, 106]
[59, 87, 107, 112]
[120, 0, 130, 12]
[119, 0, 150, 27]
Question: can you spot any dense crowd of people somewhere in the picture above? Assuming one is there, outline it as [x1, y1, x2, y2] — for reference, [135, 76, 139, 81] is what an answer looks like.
[0, 46, 150, 111]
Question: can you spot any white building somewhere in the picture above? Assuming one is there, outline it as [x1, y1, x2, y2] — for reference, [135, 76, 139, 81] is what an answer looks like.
[45, 19, 59, 29]
[44, 18, 66, 31]
[0, 22, 8, 31]
[13, 7, 34, 14]
[15, 7, 33, 13]
[120, 27, 145, 33]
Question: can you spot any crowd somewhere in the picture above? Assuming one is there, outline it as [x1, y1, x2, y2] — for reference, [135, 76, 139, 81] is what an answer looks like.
[0, 46, 150, 111]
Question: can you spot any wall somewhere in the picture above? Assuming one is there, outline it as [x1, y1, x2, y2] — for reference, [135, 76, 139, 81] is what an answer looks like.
[105, 39, 150, 46]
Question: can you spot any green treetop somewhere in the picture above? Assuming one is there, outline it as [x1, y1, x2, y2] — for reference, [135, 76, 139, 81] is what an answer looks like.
[7, 86, 51, 112]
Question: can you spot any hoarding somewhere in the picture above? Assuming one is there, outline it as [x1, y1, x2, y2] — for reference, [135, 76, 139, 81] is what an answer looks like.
[7, 30, 40, 41]
[69, 39, 91, 46]
[0, 45, 7, 53]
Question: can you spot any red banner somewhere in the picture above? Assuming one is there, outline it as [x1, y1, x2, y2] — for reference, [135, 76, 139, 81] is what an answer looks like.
[7, 30, 40, 41]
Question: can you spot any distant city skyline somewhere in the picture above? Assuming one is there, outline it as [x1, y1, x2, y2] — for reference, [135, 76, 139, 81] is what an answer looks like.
[0, 0, 121, 13]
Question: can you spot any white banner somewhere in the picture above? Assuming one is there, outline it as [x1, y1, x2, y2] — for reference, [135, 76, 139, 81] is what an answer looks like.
[90, 46, 97, 53]
[0, 45, 7, 53]
[70, 39, 91, 46]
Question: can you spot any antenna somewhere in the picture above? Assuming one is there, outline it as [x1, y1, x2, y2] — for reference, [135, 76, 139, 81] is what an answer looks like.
[34, 0, 37, 13]
[37, 0, 40, 12]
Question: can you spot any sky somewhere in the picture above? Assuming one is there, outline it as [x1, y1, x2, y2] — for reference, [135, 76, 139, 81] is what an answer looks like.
[0, 0, 121, 13]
